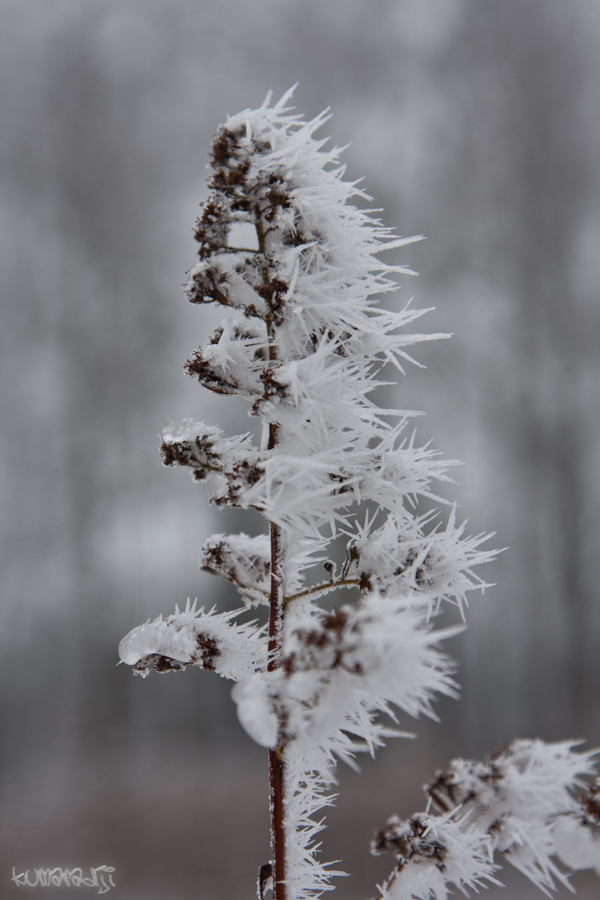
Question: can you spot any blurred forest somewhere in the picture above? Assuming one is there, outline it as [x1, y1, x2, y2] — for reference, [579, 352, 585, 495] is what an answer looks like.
[0, 1, 599, 898]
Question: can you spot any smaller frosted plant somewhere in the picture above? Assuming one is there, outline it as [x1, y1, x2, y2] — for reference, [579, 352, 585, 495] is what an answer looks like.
[119, 89, 600, 900]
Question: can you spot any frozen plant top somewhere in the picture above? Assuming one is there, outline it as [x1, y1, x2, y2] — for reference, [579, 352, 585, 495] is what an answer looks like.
[182, 84, 455, 543]
[119, 89, 524, 900]
[173, 86, 495, 603]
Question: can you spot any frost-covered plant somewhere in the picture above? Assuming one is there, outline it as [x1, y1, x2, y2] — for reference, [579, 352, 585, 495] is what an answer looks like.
[119, 89, 599, 900]
[373, 740, 600, 899]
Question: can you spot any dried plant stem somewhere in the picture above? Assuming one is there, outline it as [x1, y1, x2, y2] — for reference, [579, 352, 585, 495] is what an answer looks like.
[269, 744, 286, 900]
[268, 399, 286, 899]
[268, 517, 286, 900]
[260, 185, 288, 899]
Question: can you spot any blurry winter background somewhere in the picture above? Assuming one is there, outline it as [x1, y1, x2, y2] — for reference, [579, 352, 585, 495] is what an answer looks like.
[1, 1, 599, 898]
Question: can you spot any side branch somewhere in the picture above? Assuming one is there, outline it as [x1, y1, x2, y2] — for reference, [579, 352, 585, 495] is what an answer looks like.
[284, 577, 360, 608]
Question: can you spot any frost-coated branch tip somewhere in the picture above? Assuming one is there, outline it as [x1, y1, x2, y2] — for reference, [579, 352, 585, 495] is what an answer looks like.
[118, 605, 266, 681]
[374, 740, 599, 899]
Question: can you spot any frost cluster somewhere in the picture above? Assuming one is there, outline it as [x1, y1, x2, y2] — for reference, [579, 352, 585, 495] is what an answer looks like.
[372, 740, 600, 899]
[200, 532, 271, 605]
[118, 600, 266, 681]
[234, 595, 460, 760]
[372, 811, 499, 900]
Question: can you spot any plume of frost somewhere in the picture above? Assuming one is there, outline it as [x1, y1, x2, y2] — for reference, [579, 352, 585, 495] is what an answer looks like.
[371, 811, 499, 900]
[118, 600, 266, 680]
[233, 595, 460, 759]
[372, 740, 600, 899]
[200, 533, 272, 605]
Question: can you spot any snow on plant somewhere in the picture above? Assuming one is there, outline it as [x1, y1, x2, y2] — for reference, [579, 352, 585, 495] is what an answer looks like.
[373, 740, 600, 899]
[119, 88, 599, 899]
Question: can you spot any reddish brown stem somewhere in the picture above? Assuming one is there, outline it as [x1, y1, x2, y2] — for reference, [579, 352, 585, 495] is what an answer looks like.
[268, 520, 286, 900]
[260, 196, 286, 900]
[269, 745, 286, 900]
[268, 417, 286, 900]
